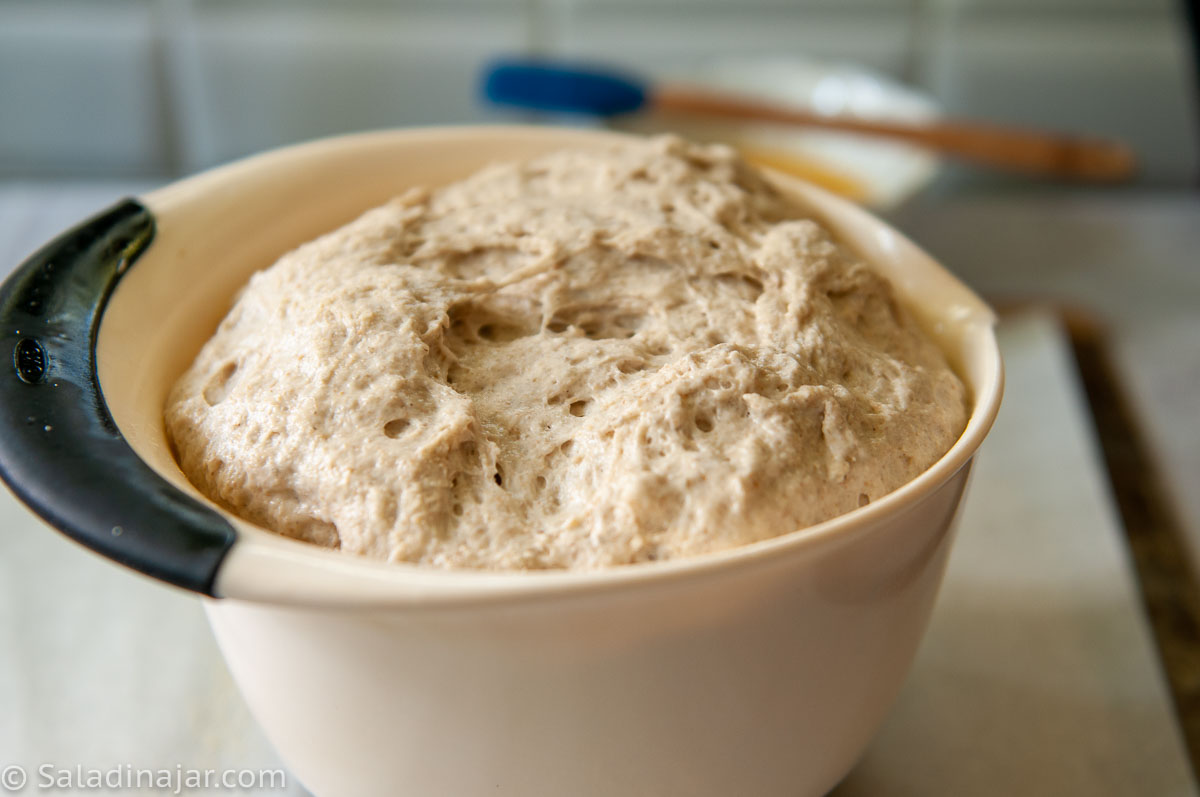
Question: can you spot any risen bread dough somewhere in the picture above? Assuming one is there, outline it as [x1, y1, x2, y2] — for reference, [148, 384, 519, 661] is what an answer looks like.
[165, 136, 967, 571]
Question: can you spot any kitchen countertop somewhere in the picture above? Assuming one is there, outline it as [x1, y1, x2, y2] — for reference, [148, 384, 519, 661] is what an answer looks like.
[1, 182, 1198, 795]
[890, 190, 1200, 575]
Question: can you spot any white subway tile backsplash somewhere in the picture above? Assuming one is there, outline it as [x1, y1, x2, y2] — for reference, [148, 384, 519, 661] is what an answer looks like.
[920, 12, 1199, 184]
[0, 1, 169, 177]
[549, 2, 917, 79]
[171, 1, 529, 170]
[934, 0, 1175, 11]
[0, 0, 1196, 184]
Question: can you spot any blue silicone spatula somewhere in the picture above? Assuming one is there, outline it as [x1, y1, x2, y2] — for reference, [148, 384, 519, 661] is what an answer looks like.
[482, 59, 1135, 182]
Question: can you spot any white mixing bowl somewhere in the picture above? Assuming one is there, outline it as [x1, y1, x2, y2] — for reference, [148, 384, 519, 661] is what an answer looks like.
[0, 126, 1002, 797]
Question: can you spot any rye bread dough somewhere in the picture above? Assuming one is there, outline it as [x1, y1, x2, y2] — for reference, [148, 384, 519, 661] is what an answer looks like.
[165, 136, 967, 571]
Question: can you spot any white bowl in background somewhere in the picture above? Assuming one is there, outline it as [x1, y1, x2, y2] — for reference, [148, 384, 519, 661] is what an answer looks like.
[625, 57, 942, 208]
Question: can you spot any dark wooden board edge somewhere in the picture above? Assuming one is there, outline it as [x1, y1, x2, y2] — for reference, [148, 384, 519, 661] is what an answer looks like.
[1002, 302, 1200, 779]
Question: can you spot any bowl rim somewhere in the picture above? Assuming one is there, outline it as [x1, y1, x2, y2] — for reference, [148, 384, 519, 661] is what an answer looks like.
[125, 125, 1004, 608]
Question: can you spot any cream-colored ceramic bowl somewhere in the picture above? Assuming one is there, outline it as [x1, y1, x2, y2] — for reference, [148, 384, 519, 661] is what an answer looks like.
[0, 126, 1002, 797]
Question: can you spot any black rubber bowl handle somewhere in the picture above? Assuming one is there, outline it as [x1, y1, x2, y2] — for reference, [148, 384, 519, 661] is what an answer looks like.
[0, 199, 236, 596]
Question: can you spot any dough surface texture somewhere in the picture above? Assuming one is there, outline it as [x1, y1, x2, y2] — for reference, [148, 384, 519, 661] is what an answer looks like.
[165, 136, 967, 570]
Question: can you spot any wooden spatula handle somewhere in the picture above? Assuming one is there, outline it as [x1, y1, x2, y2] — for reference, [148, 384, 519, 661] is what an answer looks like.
[654, 86, 1136, 182]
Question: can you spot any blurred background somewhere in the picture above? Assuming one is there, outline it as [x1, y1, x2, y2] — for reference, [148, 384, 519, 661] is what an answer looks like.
[1, 0, 1197, 193]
